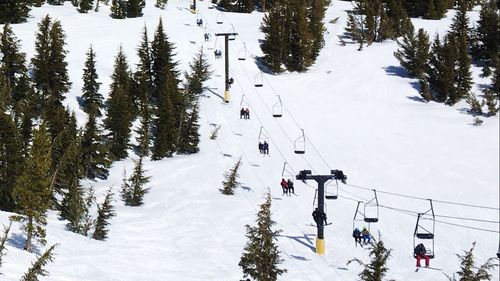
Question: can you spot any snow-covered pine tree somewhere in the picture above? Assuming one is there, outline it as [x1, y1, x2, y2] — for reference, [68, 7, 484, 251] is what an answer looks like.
[428, 34, 457, 103]
[239, 192, 287, 281]
[220, 157, 242, 195]
[122, 157, 151, 206]
[111, 0, 127, 19]
[347, 235, 392, 281]
[185, 47, 211, 103]
[446, 242, 499, 281]
[286, 0, 313, 72]
[155, 0, 168, 9]
[152, 71, 177, 159]
[11, 123, 52, 253]
[307, 0, 327, 60]
[79, 0, 94, 13]
[394, 27, 431, 78]
[105, 46, 133, 160]
[418, 74, 432, 101]
[0, 112, 23, 212]
[20, 244, 57, 281]
[466, 93, 484, 115]
[92, 188, 115, 240]
[0, 221, 12, 267]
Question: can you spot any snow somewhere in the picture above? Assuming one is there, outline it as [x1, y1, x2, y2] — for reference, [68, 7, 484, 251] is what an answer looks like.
[1, 1, 498, 280]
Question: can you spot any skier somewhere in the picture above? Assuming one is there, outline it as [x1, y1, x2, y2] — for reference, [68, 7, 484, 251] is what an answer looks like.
[361, 227, 371, 244]
[196, 19, 203, 27]
[263, 141, 269, 155]
[312, 207, 327, 226]
[352, 227, 362, 246]
[258, 142, 264, 154]
[280, 178, 288, 196]
[240, 108, 245, 119]
[287, 179, 294, 195]
[414, 243, 430, 268]
[204, 33, 209, 42]
[244, 108, 250, 119]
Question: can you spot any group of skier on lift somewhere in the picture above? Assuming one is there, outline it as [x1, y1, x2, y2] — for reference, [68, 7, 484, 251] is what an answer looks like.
[280, 178, 295, 196]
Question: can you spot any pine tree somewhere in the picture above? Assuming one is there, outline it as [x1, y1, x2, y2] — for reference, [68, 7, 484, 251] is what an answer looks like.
[239, 192, 286, 281]
[48, 19, 71, 107]
[386, 0, 413, 38]
[61, 176, 94, 235]
[105, 46, 133, 160]
[135, 98, 152, 157]
[347, 235, 392, 281]
[79, 0, 94, 13]
[418, 74, 432, 101]
[121, 157, 151, 206]
[11, 123, 52, 253]
[492, 60, 500, 99]
[184, 48, 211, 104]
[307, 0, 327, 60]
[394, 27, 431, 78]
[0, 0, 32, 24]
[177, 102, 201, 154]
[151, 72, 177, 159]
[450, 0, 471, 40]
[20, 244, 57, 281]
[81, 114, 110, 179]
[0, 112, 23, 212]
[31, 15, 53, 114]
[155, 0, 168, 9]
[92, 188, 115, 240]
[287, 0, 313, 72]
[111, 0, 127, 19]
[131, 26, 153, 118]
[471, 0, 499, 77]
[81, 45, 103, 118]
[127, 0, 145, 17]
[220, 157, 242, 195]
[260, 0, 288, 73]
[450, 34, 472, 105]
[483, 88, 498, 116]
[0, 221, 12, 268]
[345, 1, 365, 49]
[447, 242, 498, 281]
[428, 34, 457, 103]
[0, 23, 32, 117]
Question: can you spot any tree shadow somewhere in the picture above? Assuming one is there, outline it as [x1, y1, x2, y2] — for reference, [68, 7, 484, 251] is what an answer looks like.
[8, 233, 41, 255]
[254, 56, 275, 75]
[205, 88, 225, 102]
[76, 96, 85, 108]
[383, 65, 408, 78]
[407, 96, 428, 103]
[282, 233, 316, 253]
[241, 185, 253, 192]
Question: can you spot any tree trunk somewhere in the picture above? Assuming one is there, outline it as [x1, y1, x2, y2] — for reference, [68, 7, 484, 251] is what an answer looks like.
[24, 216, 33, 252]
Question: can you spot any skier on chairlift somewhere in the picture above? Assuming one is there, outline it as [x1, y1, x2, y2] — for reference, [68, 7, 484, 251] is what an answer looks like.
[258, 142, 264, 154]
[414, 243, 430, 268]
[244, 108, 250, 119]
[287, 179, 294, 195]
[361, 227, 371, 244]
[240, 108, 246, 119]
[352, 227, 362, 246]
[262, 141, 269, 155]
[280, 178, 288, 196]
[204, 33, 209, 41]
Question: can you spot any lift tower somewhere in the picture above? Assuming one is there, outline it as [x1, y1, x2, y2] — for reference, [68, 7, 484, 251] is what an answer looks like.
[215, 32, 238, 102]
[297, 169, 346, 255]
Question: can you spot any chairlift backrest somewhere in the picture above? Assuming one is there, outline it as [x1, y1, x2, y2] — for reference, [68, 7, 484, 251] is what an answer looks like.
[294, 129, 305, 154]
[272, 95, 283, 118]
[254, 72, 264, 87]
[325, 180, 338, 200]
[238, 44, 246, 61]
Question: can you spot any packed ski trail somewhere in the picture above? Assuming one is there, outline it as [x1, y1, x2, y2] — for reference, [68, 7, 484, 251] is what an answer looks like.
[0, 1, 498, 280]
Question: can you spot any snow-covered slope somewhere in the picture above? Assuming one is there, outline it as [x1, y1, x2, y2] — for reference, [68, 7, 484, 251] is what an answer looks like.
[1, 1, 498, 280]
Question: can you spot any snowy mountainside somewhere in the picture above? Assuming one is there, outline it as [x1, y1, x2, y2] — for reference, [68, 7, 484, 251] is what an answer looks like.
[1, 1, 498, 280]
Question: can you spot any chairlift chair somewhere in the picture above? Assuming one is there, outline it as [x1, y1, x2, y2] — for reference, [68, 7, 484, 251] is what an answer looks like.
[363, 190, 379, 223]
[238, 44, 247, 61]
[216, 12, 223, 24]
[229, 24, 236, 40]
[272, 95, 283, 117]
[240, 95, 249, 108]
[254, 72, 264, 87]
[258, 126, 269, 143]
[325, 179, 338, 200]
[413, 199, 435, 259]
[496, 242, 500, 258]
[294, 129, 305, 154]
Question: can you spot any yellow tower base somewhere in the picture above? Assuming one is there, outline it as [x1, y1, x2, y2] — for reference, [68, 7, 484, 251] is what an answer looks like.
[224, 90, 230, 103]
[316, 238, 325, 255]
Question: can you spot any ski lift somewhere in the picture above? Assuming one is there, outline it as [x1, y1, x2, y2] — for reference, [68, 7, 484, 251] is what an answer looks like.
[238, 44, 247, 61]
[254, 71, 263, 87]
[324, 179, 338, 200]
[294, 129, 305, 154]
[352, 190, 379, 229]
[281, 162, 294, 183]
[258, 126, 269, 143]
[229, 24, 236, 40]
[272, 95, 283, 117]
[216, 12, 223, 24]
[413, 199, 435, 259]
[240, 95, 249, 108]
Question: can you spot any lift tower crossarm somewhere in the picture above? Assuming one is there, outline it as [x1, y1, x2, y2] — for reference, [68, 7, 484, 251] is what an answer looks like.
[215, 33, 238, 102]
